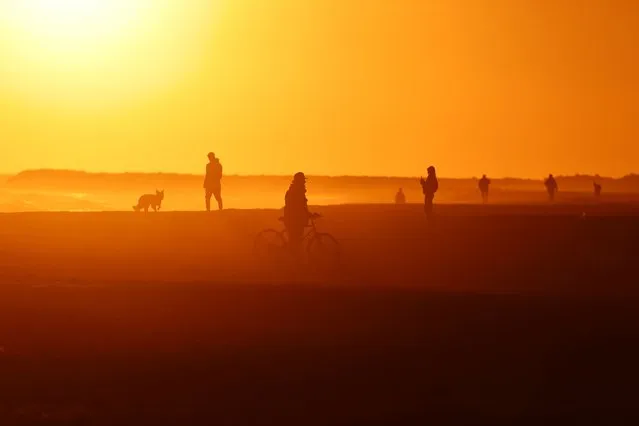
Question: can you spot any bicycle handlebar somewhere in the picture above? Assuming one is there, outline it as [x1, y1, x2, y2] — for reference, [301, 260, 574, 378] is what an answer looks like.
[278, 213, 322, 222]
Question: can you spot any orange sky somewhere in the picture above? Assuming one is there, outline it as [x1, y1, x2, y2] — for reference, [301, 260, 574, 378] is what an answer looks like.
[0, 0, 637, 177]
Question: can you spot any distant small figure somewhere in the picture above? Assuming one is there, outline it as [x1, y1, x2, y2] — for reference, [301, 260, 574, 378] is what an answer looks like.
[420, 166, 438, 221]
[284, 172, 311, 252]
[204, 152, 223, 211]
[544, 174, 558, 202]
[395, 188, 406, 205]
[593, 181, 602, 197]
[133, 190, 164, 212]
[478, 174, 491, 203]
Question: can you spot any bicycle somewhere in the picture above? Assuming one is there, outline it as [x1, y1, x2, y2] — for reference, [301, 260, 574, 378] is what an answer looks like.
[254, 213, 340, 269]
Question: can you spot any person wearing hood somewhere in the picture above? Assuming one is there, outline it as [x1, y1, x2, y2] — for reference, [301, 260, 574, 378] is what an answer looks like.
[204, 152, 223, 211]
[284, 172, 311, 251]
[420, 166, 438, 220]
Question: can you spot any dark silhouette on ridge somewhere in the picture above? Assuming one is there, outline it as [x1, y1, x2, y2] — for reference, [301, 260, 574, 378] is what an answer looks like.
[284, 172, 311, 252]
[420, 166, 438, 221]
[204, 152, 223, 211]
[395, 188, 406, 205]
[478, 174, 491, 203]
[545, 174, 558, 202]
[133, 190, 164, 212]
[593, 181, 602, 197]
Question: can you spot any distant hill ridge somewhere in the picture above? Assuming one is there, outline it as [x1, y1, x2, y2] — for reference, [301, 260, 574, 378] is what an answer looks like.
[8, 169, 639, 181]
[5, 169, 639, 192]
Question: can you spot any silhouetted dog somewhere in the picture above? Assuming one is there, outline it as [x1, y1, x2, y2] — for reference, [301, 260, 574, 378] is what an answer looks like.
[133, 190, 164, 212]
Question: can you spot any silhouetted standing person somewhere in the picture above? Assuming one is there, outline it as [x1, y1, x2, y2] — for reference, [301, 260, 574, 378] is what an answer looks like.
[420, 166, 438, 221]
[478, 174, 491, 203]
[545, 174, 558, 202]
[284, 172, 310, 252]
[593, 181, 602, 197]
[204, 152, 223, 211]
[395, 188, 406, 205]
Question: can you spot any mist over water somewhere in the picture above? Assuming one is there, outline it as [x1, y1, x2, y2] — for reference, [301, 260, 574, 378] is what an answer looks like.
[2, 171, 639, 212]
[0, 187, 286, 212]
[0, 188, 398, 212]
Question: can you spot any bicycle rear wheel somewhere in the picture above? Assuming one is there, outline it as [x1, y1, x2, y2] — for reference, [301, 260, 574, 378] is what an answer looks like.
[254, 229, 286, 260]
[306, 232, 341, 270]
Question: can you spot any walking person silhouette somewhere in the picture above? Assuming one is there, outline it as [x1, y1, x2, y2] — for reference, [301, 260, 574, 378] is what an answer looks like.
[593, 181, 602, 197]
[204, 152, 223, 211]
[420, 166, 438, 221]
[478, 174, 491, 203]
[544, 174, 558, 202]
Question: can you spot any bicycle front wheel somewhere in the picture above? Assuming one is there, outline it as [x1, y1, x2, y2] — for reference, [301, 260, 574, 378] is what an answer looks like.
[306, 232, 341, 270]
[254, 229, 286, 261]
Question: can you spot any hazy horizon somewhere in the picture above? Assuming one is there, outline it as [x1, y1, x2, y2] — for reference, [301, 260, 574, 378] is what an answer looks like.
[2, 168, 639, 181]
[2, 168, 639, 212]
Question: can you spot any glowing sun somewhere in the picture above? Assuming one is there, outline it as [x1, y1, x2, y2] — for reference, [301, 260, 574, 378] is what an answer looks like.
[0, 0, 215, 107]
[2, 0, 140, 48]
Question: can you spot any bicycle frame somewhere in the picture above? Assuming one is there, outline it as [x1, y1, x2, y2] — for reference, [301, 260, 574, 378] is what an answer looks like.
[280, 217, 318, 244]
[303, 218, 318, 241]
[255, 215, 339, 266]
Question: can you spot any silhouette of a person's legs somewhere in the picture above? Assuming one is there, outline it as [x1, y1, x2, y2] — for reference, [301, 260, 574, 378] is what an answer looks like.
[205, 189, 212, 212]
[213, 187, 223, 210]
[205, 185, 222, 211]
[286, 225, 304, 257]
[424, 194, 434, 221]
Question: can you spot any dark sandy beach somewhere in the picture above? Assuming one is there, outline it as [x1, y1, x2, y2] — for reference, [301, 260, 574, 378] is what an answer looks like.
[0, 204, 638, 424]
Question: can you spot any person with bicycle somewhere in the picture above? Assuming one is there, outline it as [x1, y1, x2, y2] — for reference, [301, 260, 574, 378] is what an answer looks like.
[254, 173, 338, 266]
[284, 172, 314, 252]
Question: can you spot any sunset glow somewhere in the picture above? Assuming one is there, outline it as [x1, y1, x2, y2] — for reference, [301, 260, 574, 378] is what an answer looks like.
[5, 0, 135, 42]
[0, 0, 215, 108]
[0, 0, 637, 177]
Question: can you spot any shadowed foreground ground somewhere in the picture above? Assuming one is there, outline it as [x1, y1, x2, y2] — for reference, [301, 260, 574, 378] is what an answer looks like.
[0, 205, 638, 424]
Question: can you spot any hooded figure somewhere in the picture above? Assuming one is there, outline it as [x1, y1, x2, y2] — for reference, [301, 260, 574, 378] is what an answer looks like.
[204, 152, 223, 211]
[478, 174, 491, 203]
[593, 181, 602, 197]
[395, 188, 406, 205]
[284, 172, 310, 250]
[544, 174, 558, 202]
[420, 166, 438, 219]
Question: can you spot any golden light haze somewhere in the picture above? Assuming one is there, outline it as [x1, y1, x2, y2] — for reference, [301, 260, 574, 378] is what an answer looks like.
[0, 0, 637, 177]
